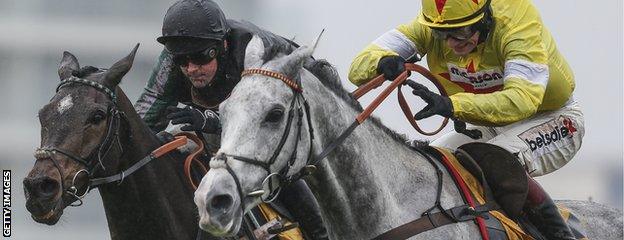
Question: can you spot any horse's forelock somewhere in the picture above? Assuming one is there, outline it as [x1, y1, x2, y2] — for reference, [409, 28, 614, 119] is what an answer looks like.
[262, 43, 294, 64]
[304, 59, 410, 144]
[71, 66, 103, 78]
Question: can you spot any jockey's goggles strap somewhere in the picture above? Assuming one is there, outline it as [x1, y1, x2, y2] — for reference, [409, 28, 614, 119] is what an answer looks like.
[172, 47, 219, 67]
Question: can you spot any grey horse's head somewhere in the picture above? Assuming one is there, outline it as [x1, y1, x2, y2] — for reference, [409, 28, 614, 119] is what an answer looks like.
[194, 35, 315, 236]
[24, 45, 138, 225]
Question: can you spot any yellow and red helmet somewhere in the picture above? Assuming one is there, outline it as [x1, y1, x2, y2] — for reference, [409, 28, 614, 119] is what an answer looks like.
[418, 0, 491, 28]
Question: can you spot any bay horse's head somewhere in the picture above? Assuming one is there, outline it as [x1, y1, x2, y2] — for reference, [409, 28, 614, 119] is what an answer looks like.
[194, 35, 317, 236]
[24, 44, 139, 225]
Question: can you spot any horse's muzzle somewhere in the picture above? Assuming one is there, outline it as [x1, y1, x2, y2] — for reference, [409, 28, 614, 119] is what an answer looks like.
[195, 169, 243, 236]
[24, 170, 64, 225]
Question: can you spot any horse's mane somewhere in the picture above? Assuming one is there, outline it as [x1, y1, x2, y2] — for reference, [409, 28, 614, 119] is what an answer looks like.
[304, 59, 415, 145]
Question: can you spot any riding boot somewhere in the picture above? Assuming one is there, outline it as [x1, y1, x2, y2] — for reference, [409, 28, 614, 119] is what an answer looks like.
[524, 176, 576, 240]
[279, 179, 329, 240]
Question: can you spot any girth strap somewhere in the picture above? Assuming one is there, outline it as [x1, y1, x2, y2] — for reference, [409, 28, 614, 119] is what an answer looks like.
[372, 204, 492, 240]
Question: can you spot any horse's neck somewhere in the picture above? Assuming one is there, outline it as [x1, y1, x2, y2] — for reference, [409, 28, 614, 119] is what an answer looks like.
[97, 90, 198, 240]
[303, 74, 469, 238]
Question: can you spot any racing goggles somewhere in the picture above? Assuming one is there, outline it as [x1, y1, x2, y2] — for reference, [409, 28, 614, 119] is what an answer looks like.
[431, 26, 476, 41]
[172, 47, 219, 67]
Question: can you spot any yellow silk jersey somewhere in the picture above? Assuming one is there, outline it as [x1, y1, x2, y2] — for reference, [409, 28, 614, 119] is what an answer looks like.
[349, 0, 574, 126]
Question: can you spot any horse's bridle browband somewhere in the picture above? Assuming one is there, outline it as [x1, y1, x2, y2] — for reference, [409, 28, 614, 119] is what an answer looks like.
[214, 69, 315, 212]
[57, 76, 118, 102]
[34, 76, 124, 206]
[242, 69, 303, 93]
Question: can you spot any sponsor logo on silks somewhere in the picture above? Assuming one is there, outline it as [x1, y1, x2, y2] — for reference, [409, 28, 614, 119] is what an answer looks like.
[518, 116, 577, 158]
[438, 60, 504, 94]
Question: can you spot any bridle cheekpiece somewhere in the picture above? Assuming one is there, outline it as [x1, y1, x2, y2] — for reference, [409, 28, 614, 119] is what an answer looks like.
[34, 75, 124, 206]
[214, 68, 315, 211]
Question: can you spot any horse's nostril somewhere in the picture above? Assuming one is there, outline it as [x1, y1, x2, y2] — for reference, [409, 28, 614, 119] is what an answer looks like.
[38, 178, 60, 198]
[210, 194, 233, 213]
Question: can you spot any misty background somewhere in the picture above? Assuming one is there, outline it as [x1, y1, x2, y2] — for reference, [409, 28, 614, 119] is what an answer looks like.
[0, 0, 621, 239]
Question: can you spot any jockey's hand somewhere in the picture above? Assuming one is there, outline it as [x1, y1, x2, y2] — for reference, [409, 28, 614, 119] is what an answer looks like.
[155, 130, 175, 144]
[166, 106, 221, 134]
[377, 55, 405, 81]
[408, 81, 453, 120]
[453, 120, 482, 140]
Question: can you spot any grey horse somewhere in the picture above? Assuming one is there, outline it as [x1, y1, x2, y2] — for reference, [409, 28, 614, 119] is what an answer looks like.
[194, 35, 623, 239]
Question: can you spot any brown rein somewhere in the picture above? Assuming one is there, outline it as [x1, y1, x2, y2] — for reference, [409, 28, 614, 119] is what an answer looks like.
[351, 63, 449, 136]
[152, 133, 208, 190]
[176, 132, 208, 190]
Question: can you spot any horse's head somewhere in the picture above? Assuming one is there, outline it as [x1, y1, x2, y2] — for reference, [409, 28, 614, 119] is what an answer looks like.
[24, 44, 139, 225]
[194, 35, 316, 236]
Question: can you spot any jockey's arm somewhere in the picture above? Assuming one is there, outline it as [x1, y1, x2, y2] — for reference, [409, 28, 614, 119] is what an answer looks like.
[348, 18, 432, 86]
[348, 16, 551, 126]
[134, 50, 182, 132]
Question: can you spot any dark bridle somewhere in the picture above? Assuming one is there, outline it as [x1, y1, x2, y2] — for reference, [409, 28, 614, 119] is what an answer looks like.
[33, 75, 125, 206]
[211, 69, 316, 212]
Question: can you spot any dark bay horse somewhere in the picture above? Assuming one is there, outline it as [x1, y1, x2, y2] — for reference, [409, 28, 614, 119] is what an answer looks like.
[24, 45, 206, 240]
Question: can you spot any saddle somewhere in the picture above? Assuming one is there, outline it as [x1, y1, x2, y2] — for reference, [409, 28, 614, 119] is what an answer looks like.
[454, 142, 528, 220]
[452, 143, 588, 240]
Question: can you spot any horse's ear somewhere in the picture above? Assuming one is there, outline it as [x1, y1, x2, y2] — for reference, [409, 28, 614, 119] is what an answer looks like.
[244, 35, 265, 69]
[275, 45, 314, 79]
[104, 43, 139, 88]
[58, 51, 80, 80]
[274, 29, 323, 78]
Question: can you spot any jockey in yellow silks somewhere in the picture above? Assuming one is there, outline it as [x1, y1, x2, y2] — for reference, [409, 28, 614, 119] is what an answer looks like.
[348, 0, 583, 239]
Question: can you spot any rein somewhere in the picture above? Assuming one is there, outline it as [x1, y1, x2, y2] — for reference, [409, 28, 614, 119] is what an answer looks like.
[351, 63, 450, 135]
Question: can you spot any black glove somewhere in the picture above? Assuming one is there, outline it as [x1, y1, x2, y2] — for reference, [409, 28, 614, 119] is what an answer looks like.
[407, 81, 453, 120]
[377, 55, 406, 81]
[166, 106, 221, 134]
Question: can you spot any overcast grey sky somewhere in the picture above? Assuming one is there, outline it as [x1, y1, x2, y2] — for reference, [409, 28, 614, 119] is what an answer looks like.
[1, 0, 621, 239]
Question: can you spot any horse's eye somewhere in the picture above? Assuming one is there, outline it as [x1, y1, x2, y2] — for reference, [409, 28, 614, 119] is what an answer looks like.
[264, 108, 284, 123]
[88, 110, 106, 124]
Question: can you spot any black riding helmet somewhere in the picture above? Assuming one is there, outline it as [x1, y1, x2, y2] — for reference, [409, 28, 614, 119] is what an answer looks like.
[157, 0, 230, 55]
